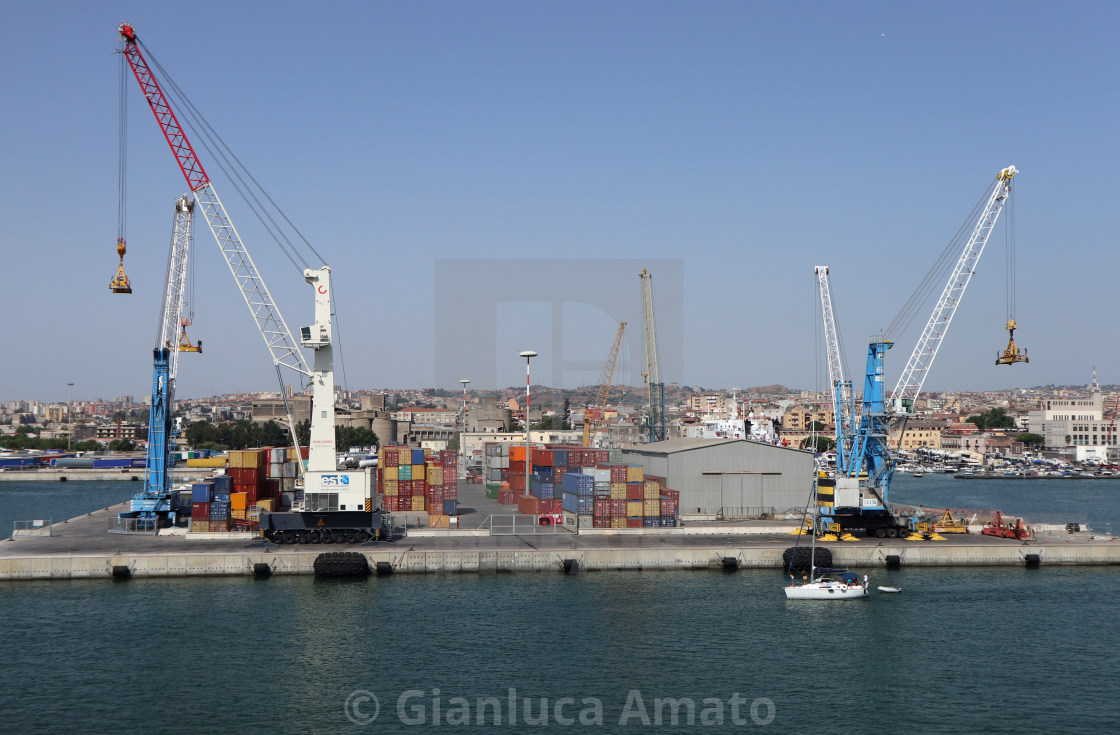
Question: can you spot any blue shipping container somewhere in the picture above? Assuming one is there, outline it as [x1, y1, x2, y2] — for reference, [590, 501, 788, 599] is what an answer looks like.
[552, 449, 568, 467]
[92, 458, 134, 469]
[561, 491, 579, 514]
[411, 449, 425, 465]
[192, 482, 214, 503]
[443, 499, 458, 516]
[562, 472, 595, 497]
[212, 475, 232, 493]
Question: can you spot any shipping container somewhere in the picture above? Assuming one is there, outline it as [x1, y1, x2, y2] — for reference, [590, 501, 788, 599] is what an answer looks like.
[626, 483, 644, 501]
[191, 482, 214, 503]
[626, 465, 644, 483]
[185, 457, 226, 468]
[643, 499, 661, 517]
[411, 448, 425, 465]
[626, 500, 644, 517]
[611, 517, 627, 529]
[609, 482, 627, 500]
[191, 502, 209, 520]
[644, 480, 661, 499]
[518, 496, 541, 515]
[443, 499, 458, 516]
[191, 520, 210, 533]
[231, 492, 248, 510]
[411, 495, 427, 512]
[627, 517, 643, 528]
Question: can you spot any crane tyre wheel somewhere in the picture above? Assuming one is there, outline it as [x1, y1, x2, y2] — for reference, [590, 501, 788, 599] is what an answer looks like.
[875, 528, 888, 538]
[313, 551, 371, 578]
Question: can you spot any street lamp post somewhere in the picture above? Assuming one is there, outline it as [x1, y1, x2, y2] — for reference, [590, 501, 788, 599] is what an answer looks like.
[67, 381, 74, 451]
[519, 351, 537, 498]
[459, 378, 470, 479]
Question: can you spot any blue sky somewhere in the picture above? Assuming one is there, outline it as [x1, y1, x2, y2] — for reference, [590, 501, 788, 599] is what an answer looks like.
[2, 1, 1118, 402]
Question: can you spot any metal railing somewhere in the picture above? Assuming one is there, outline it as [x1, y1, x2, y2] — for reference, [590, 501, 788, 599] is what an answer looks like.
[12, 519, 53, 537]
[489, 514, 573, 536]
[717, 506, 779, 520]
[107, 517, 159, 535]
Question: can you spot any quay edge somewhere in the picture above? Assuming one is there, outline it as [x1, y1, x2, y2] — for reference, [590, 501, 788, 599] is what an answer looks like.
[2, 542, 1119, 581]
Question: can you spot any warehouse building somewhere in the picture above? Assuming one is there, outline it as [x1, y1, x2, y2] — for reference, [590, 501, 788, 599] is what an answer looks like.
[621, 438, 813, 517]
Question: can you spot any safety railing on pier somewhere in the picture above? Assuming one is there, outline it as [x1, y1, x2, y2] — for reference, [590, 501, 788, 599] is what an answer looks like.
[107, 517, 159, 535]
[12, 519, 53, 537]
[489, 514, 573, 536]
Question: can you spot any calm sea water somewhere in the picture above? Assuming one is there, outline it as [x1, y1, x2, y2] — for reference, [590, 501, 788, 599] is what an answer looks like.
[2, 479, 1119, 734]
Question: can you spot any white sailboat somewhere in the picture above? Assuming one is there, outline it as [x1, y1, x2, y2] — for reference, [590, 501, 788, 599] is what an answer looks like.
[784, 480, 870, 600]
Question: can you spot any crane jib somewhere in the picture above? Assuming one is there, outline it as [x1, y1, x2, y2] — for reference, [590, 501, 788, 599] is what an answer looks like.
[119, 29, 209, 191]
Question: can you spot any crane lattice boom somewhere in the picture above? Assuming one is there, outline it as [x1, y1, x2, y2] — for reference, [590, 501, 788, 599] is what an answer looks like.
[815, 266, 855, 463]
[158, 195, 194, 381]
[890, 166, 1017, 410]
[640, 268, 666, 442]
[583, 322, 626, 446]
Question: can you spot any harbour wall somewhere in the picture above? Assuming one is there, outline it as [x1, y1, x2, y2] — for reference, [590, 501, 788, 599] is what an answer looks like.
[2, 542, 1118, 581]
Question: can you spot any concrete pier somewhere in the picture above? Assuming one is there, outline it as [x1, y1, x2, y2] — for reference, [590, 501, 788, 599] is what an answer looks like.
[2, 502, 1118, 581]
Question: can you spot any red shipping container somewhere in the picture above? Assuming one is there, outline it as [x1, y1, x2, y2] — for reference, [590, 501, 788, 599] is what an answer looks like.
[610, 499, 627, 517]
[531, 448, 553, 467]
[498, 489, 517, 505]
[552, 466, 567, 482]
[191, 502, 209, 520]
[509, 474, 526, 491]
[518, 496, 541, 515]
[593, 517, 610, 529]
[626, 483, 644, 500]
[594, 497, 611, 516]
[232, 467, 262, 486]
[610, 466, 627, 483]
[384, 451, 399, 468]
[384, 496, 399, 512]
[300, 446, 310, 460]
[443, 485, 457, 499]
[509, 459, 526, 474]
[627, 517, 643, 528]
[263, 478, 280, 497]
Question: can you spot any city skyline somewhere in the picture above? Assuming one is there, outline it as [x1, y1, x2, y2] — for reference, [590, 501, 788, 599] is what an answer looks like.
[4, 2, 1120, 401]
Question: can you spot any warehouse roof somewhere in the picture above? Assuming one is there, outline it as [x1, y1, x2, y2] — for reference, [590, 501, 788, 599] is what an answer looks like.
[622, 437, 742, 455]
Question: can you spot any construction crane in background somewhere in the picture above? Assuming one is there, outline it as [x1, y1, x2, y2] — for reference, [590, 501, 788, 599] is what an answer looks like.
[640, 268, 666, 442]
[119, 195, 199, 528]
[817, 166, 1019, 539]
[582, 322, 626, 447]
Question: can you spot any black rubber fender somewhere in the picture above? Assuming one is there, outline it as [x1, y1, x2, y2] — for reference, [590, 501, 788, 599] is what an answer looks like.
[111, 565, 132, 580]
[885, 554, 902, 570]
[375, 561, 394, 576]
[1024, 553, 1041, 568]
[252, 562, 273, 577]
[721, 556, 739, 572]
[561, 558, 579, 575]
[313, 551, 370, 577]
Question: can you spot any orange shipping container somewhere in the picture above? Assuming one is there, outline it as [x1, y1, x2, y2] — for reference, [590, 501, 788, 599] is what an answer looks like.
[231, 492, 248, 510]
[383, 466, 398, 481]
[256, 498, 274, 512]
[509, 445, 526, 462]
[411, 495, 426, 511]
[627, 500, 644, 517]
[413, 464, 426, 481]
[626, 465, 644, 483]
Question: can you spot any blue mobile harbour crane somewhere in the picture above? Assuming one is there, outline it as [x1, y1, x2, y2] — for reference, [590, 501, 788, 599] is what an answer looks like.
[813, 166, 1022, 538]
[112, 196, 198, 532]
[113, 23, 385, 541]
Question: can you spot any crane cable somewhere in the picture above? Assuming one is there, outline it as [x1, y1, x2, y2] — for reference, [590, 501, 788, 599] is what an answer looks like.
[138, 39, 326, 274]
[1004, 187, 1016, 323]
[135, 39, 350, 391]
[883, 176, 994, 342]
[117, 49, 128, 244]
